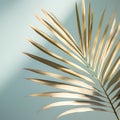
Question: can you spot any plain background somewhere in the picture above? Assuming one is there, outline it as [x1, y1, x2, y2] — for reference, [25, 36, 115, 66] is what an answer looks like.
[0, 0, 120, 120]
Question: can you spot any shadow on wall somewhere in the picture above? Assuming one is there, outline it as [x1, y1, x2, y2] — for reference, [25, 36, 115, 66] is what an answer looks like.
[0, 0, 17, 11]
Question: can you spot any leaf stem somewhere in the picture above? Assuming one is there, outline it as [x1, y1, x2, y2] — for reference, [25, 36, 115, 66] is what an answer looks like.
[95, 75, 119, 120]
[101, 84, 120, 120]
[85, 62, 119, 120]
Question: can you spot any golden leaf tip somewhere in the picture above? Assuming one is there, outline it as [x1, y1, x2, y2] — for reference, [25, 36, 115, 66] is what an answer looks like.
[29, 94, 35, 97]
[42, 106, 47, 110]
[23, 68, 28, 71]
[75, 2, 78, 7]
[33, 14, 38, 18]
[25, 37, 32, 42]
[22, 52, 29, 56]
[118, 24, 120, 30]
[35, 15, 43, 21]
[22, 51, 26, 54]
[29, 24, 35, 30]
[26, 78, 31, 80]
[41, 9, 47, 14]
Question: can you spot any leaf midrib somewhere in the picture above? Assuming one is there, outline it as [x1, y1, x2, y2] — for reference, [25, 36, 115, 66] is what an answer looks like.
[84, 59, 119, 120]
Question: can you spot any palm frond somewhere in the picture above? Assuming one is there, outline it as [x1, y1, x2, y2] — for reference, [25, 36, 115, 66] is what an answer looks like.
[25, 0, 120, 119]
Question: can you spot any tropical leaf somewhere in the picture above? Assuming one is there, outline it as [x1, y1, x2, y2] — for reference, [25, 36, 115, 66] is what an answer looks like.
[24, 0, 120, 119]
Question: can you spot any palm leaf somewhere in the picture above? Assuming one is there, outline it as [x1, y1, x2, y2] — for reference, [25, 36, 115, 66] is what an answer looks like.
[24, 0, 120, 119]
